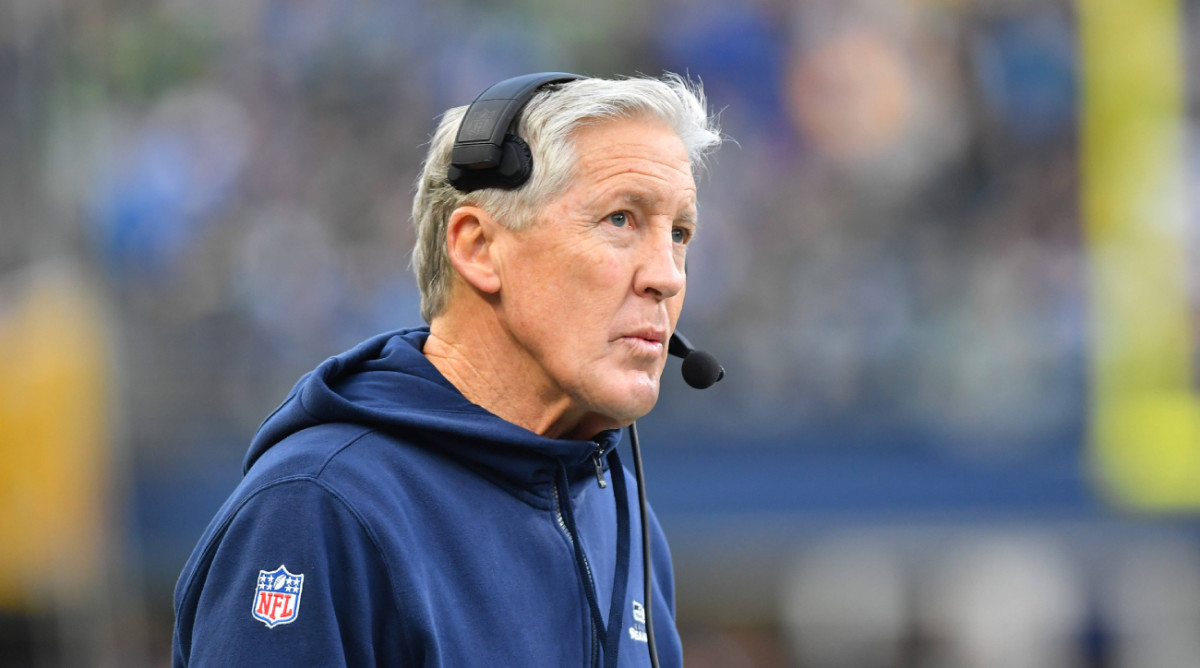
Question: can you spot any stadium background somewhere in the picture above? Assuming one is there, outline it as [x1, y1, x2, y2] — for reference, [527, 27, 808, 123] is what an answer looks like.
[3, 0, 1200, 665]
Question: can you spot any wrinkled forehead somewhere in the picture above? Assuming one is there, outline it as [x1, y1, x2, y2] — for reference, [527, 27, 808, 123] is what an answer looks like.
[562, 115, 696, 181]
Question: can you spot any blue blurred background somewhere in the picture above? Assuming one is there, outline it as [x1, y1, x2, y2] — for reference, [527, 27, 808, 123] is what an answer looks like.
[3, 0, 1200, 666]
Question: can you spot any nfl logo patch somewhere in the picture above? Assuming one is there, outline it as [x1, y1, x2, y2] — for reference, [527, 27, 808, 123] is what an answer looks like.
[251, 565, 304, 628]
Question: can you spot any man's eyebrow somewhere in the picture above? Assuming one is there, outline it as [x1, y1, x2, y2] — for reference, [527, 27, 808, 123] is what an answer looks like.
[621, 192, 698, 223]
[623, 192, 657, 208]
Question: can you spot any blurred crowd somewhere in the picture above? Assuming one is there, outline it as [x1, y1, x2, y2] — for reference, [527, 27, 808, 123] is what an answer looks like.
[2, 0, 1086, 457]
[3, 0, 1196, 666]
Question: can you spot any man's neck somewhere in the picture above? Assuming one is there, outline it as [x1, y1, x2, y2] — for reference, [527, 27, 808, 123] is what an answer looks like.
[424, 308, 588, 440]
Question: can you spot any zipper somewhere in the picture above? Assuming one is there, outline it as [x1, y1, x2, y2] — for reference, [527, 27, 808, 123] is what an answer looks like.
[553, 480, 601, 667]
[591, 446, 608, 488]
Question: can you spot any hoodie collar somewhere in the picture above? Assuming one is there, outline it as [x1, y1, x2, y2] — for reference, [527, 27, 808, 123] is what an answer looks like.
[244, 328, 622, 490]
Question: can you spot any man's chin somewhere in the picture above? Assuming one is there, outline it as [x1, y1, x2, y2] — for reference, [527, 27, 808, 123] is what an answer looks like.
[605, 379, 661, 423]
[570, 370, 662, 432]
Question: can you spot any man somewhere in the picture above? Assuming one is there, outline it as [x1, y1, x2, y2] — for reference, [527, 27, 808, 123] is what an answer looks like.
[172, 73, 722, 667]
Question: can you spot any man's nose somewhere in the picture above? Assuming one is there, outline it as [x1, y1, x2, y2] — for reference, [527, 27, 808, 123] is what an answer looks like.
[634, 227, 685, 301]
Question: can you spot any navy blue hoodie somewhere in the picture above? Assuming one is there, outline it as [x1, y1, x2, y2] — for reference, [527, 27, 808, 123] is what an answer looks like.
[172, 328, 682, 667]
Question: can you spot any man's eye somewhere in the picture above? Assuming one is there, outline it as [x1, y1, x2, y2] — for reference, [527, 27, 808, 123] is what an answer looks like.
[607, 212, 629, 228]
[672, 227, 690, 244]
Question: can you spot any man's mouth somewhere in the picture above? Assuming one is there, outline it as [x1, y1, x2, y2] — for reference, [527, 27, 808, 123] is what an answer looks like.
[618, 328, 667, 354]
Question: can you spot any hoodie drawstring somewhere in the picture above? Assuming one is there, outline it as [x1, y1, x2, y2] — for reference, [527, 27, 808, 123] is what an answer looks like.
[603, 447, 632, 668]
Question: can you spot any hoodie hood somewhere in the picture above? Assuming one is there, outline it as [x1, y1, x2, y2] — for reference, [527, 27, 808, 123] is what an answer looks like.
[244, 327, 622, 489]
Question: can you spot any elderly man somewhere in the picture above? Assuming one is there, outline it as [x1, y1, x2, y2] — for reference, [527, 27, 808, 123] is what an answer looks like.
[173, 73, 722, 667]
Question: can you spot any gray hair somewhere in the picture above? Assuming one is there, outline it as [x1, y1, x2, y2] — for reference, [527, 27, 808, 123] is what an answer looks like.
[410, 73, 723, 323]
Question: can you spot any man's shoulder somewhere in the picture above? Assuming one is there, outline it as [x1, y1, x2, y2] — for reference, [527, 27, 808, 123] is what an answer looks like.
[242, 423, 449, 513]
[245, 424, 420, 490]
[183, 425, 432, 583]
[247, 423, 379, 478]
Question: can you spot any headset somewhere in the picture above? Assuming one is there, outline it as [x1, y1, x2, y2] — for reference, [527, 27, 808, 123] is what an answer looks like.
[448, 72, 582, 192]
[449, 73, 725, 668]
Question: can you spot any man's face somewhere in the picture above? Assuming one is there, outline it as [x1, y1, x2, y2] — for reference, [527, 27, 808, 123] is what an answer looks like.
[492, 116, 697, 439]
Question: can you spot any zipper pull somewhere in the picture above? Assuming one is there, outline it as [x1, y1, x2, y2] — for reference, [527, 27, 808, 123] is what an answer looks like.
[591, 448, 608, 488]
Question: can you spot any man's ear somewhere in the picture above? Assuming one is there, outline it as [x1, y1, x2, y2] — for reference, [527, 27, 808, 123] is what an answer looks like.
[445, 205, 502, 295]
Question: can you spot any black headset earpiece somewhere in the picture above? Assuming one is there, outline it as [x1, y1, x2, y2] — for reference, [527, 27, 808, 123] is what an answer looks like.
[448, 72, 583, 193]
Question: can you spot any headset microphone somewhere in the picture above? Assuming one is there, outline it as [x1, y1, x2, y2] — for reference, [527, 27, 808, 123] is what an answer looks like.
[667, 331, 725, 389]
